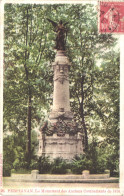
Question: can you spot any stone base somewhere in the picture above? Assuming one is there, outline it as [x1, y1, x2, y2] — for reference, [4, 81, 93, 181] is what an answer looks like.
[38, 132, 83, 160]
[7, 170, 119, 183]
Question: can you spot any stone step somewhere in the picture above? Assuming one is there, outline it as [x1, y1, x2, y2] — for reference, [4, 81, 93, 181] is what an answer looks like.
[4, 177, 119, 183]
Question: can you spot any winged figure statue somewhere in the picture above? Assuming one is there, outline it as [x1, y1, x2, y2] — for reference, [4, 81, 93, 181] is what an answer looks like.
[47, 18, 68, 51]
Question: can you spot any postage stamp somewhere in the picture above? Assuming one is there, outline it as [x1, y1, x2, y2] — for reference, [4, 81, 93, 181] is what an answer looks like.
[99, 1, 124, 33]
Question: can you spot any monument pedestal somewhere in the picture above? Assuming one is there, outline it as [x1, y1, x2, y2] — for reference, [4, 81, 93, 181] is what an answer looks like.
[38, 132, 83, 160]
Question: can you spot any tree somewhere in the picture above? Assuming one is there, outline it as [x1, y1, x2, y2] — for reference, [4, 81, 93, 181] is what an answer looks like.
[64, 4, 118, 151]
[4, 4, 54, 163]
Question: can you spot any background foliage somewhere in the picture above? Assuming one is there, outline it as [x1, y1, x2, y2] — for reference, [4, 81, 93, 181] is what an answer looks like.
[3, 3, 119, 176]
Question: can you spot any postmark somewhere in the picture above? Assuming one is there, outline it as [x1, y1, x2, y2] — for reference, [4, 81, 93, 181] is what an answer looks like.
[99, 1, 124, 33]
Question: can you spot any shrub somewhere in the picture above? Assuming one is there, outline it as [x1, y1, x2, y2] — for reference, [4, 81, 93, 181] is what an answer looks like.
[11, 168, 31, 174]
[3, 163, 11, 177]
[70, 155, 92, 174]
[106, 153, 119, 177]
[51, 157, 68, 174]
[29, 157, 39, 170]
[38, 156, 51, 174]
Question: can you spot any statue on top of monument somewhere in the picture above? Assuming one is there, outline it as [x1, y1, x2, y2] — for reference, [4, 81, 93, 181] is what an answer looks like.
[47, 18, 68, 51]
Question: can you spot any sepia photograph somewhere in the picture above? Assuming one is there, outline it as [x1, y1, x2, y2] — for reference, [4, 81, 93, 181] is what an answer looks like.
[0, 0, 123, 195]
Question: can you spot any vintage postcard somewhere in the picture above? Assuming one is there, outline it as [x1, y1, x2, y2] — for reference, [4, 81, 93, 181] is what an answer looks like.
[0, 0, 124, 195]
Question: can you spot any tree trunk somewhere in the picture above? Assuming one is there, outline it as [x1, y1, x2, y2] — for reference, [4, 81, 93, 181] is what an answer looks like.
[26, 88, 32, 158]
[24, 7, 32, 162]
[80, 75, 88, 151]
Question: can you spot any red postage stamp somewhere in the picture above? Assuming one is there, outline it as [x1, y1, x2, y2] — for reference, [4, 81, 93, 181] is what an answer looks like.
[99, 1, 124, 33]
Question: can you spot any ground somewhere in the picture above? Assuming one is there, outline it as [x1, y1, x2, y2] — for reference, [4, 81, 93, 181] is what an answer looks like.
[2, 180, 121, 196]
[3, 181, 119, 188]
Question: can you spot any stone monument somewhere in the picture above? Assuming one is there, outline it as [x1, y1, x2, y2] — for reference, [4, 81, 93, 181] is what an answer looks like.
[38, 19, 83, 160]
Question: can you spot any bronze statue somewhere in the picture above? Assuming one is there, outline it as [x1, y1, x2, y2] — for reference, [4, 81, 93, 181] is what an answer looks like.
[47, 19, 68, 51]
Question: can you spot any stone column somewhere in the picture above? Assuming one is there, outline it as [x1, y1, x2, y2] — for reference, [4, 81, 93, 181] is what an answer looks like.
[31, 170, 39, 179]
[82, 170, 90, 179]
[49, 50, 73, 122]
